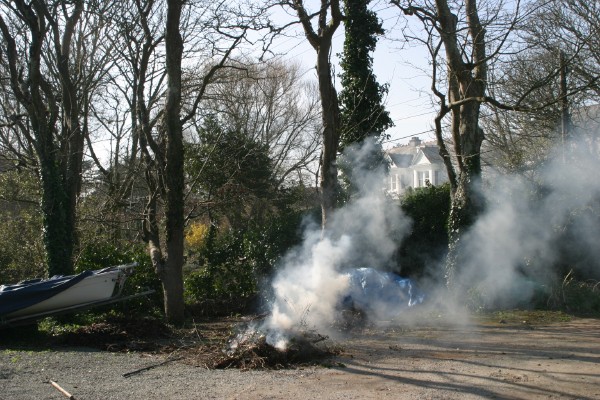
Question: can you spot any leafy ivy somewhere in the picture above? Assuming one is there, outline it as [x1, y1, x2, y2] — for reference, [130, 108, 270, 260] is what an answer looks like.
[338, 0, 393, 148]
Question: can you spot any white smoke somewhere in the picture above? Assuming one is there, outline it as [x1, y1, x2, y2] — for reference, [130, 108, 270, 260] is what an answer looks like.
[454, 136, 600, 308]
[262, 132, 600, 345]
[263, 139, 412, 344]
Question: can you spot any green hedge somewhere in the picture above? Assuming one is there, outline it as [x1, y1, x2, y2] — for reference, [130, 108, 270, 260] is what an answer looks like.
[399, 183, 451, 278]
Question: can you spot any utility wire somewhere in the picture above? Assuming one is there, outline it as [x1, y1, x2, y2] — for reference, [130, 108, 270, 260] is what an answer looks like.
[383, 106, 532, 145]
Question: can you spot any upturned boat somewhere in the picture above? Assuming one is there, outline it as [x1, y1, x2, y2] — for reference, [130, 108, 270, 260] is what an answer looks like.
[0, 263, 151, 326]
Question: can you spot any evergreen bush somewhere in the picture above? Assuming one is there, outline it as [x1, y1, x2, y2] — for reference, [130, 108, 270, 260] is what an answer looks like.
[399, 183, 451, 279]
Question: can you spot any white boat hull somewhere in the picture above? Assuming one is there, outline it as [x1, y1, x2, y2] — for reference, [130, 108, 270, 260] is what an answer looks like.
[6, 268, 121, 318]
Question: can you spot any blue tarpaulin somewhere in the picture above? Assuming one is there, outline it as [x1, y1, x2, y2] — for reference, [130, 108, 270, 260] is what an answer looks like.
[0, 271, 93, 317]
[342, 268, 425, 316]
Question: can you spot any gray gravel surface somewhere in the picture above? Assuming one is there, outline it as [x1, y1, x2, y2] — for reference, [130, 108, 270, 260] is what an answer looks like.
[0, 348, 318, 400]
[2, 318, 600, 399]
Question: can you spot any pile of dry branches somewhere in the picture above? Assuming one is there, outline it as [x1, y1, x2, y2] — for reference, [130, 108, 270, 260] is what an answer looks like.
[211, 328, 339, 370]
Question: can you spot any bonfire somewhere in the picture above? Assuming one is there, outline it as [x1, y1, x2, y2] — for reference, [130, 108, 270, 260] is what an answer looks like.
[214, 315, 339, 369]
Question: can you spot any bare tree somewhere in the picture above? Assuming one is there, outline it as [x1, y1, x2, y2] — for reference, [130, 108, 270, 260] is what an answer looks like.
[108, 0, 272, 324]
[524, 0, 600, 97]
[472, 0, 600, 176]
[391, 0, 527, 286]
[482, 50, 567, 176]
[84, 0, 165, 209]
[280, 0, 344, 230]
[197, 59, 322, 188]
[0, 0, 115, 276]
[141, 0, 185, 324]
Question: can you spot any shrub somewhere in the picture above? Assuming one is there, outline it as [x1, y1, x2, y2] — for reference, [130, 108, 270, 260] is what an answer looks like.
[76, 241, 163, 315]
[184, 227, 255, 303]
[184, 209, 306, 315]
[185, 261, 256, 302]
[185, 222, 210, 251]
[399, 183, 451, 278]
[0, 168, 45, 283]
[0, 210, 45, 283]
[544, 271, 600, 315]
[242, 210, 305, 275]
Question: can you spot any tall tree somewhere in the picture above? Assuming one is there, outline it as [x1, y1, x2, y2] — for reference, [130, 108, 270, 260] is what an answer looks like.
[338, 0, 392, 147]
[338, 0, 393, 195]
[434, 0, 488, 278]
[128, 0, 271, 323]
[285, 0, 344, 230]
[471, 0, 600, 176]
[392, 0, 520, 287]
[85, 0, 163, 212]
[147, 0, 185, 324]
[483, 0, 600, 174]
[0, 0, 87, 276]
[394, 0, 600, 289]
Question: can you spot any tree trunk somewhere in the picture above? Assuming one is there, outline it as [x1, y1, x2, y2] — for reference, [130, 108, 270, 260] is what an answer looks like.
[292, 0, 343, 230]
[435, 0, 487, 288]
[159, 0, 186, 325]
[57, 0, 85, 276]
[39, 149, 74, 276]
[316, 40, 341, 229]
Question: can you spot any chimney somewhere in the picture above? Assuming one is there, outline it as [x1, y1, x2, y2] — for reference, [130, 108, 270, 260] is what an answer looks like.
[409, 137, 422, 147]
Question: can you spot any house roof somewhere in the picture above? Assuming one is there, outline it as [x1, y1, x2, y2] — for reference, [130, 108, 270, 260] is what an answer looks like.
[420, 146, 444, 164]
[388, 153, 414, 168]
[386, 138, 444, 168]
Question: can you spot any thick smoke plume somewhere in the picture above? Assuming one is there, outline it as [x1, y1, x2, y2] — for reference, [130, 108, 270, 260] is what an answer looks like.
[452, 136, 600, 308]
[261, 134, 600, 346]
[263, 139, 411, 346]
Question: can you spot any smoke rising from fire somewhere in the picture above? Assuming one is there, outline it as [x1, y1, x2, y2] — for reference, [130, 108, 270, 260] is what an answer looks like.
[262, 134, 600, 343]
[263, 139, 412, 342]
[452, 137, 600, 308]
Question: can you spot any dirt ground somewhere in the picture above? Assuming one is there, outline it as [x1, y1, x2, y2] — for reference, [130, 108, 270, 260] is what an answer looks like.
[1, 312, 599, 399]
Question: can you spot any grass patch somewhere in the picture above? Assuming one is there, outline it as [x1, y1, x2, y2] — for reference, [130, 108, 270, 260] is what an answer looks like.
[476, 309, 572, 326]
[545, 273, 600, 316]
[1, 311, 170, 351]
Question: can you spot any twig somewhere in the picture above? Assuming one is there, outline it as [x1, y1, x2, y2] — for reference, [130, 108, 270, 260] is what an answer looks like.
[49, 380, 77, 400]
[122, 356, 184, 378]
[246, 312, 269, 321]
[310, 335, 328, 344]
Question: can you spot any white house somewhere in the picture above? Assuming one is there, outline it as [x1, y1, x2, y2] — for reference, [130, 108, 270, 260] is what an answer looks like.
[385, 137, 448, 197]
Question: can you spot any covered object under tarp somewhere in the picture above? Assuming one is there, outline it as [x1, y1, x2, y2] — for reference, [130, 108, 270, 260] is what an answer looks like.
[0, 264, 151, 327]
[0, 271, 94, 317]
[342, 268, 425, 317]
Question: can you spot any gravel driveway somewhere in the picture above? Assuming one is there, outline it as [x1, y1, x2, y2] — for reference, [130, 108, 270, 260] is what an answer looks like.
[2, 316, 599, 399]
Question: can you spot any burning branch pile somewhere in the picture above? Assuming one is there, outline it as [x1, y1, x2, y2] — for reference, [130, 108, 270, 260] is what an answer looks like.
[212, 325, 340, 370]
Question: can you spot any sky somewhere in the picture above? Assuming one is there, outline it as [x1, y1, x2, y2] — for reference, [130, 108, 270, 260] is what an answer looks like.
[265, 2, 436, 149]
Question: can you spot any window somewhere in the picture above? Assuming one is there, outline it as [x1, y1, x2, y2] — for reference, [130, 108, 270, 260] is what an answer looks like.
[390, 174, 398, 191]
[418, 171, 430, 187]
